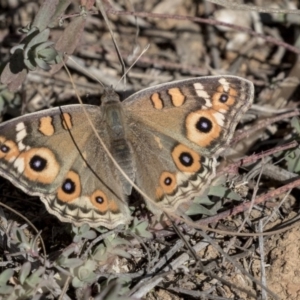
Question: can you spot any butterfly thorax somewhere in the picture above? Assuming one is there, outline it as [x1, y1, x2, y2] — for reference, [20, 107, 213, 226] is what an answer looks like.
[101, 88, 135, 195]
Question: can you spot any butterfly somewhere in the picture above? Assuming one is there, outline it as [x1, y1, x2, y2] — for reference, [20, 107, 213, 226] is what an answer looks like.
[0, 76, 254, 228]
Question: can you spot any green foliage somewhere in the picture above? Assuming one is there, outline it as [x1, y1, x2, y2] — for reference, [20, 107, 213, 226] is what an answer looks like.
[208, 185, 242, 200]
[186, 185, 241, 216]
[71, 260, 98, 288]
[72, 223, 97, 243]
[0, 262, 47, 299]
[285, 147, 300, 173]
[92, 234, 132, 263]
[51, 224, 136, 291]
[129, 218, 153, 239]
[283, 117, 300, 173]
[12, 227, 39, 255]
[98, 278, 133, 300]
[0, 228, 50, 298]
[11, 27, 61, 71]
[0, 269, 14, 295]
[291, 117, 300, 135]
[186, 197, 217, 216]
[0, 85, 21, 116]
[0, 221, 137, 298]
[0, 0, 85, 91]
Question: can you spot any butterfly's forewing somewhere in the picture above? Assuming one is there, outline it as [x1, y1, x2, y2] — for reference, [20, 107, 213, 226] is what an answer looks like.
[0, 105, 131, 228]
[123, 76, 254, 213]
[124, 76, 254, 156]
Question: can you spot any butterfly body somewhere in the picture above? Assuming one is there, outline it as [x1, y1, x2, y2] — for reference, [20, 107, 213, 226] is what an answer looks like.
[0, 76, 254, 228]
[100, 88, 136, 195]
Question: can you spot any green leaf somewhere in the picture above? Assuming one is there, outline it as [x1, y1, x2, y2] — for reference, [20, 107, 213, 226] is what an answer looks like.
[291, 117, 300, 135]
[110, 237, 131, 248]
[38, 47, 58, 61]
[25, 267, 45, 288]
[32, 0, 60, 31]
[130, 219, 152, 239]
[19, 262, 31, 285]
[186, 203, 216, 216]
[14, 228, 30, 249]
[59, 258, 84, 268]
[111, 249, 131, 259]
[72, 260, 97, 287]
[24, 57, 36, 71]
[35, 41, 54, 52]
[72, 224, 97, 242]
[72, 276, 84, 288]
[193, 195, 214, 205]
[208, 186, 241, 200]
[285, 148, 300, 173]
[93, 244, 108, 262]
[77, 263, 96, 281]
[0, 85, 20, 108]
[35, 57, 51, 70]
[0, 269, 14, 287]
[0, 285, 14, 295]
[83, 230, 97, 240]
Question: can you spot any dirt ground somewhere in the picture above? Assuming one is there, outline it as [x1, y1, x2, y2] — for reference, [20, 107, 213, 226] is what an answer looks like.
[1, 0, 300, 299]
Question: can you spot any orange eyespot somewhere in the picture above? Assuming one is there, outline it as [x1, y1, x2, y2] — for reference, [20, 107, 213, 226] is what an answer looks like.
[185, 110, 221, 148]
[57, 171, 81, 202]
[90, 190, 120, 213]
[0, 137, 19, 160]
[172, 144, 201, 173]
[19, 147, 60, 184]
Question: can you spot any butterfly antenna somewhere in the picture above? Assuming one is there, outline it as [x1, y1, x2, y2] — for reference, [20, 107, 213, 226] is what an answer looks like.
[96, 0, 126, 86]
[115, 44, 150, 90]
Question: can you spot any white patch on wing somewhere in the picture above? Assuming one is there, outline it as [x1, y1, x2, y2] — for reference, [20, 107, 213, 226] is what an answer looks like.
[193, 83, 212, 108]
[14, 157, 25, 173]
[17, 141, 26, 151]
[16, 129, 27, 142]
[219, 78, 230, 92]
[213, 112, 225, 126]
[16, 122, 27, 151]
[16, 122, 25, 132]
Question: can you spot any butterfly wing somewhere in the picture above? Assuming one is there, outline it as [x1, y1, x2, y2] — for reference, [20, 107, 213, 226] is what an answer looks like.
[0, 105, 131, 228]
[123, 76, 254, 212]
[127, 127, 217, 214]
[124, 76, 254, 156]
[0, 76, 253, 226]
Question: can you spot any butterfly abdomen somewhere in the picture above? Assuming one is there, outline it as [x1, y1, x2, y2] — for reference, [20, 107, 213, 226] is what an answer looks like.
[102, 91, 135, 195]
[110, 137, 135, 195]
